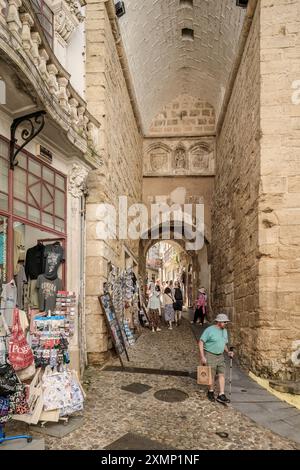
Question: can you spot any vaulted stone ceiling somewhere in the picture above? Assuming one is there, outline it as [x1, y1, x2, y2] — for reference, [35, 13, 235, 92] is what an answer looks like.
[118, 0, 246, 134]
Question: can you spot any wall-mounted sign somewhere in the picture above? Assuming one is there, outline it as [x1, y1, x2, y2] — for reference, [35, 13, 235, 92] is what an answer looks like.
[36, 144, 53, 164]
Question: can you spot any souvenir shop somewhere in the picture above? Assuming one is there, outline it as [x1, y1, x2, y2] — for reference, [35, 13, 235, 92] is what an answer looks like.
[0, 136, 85, 432]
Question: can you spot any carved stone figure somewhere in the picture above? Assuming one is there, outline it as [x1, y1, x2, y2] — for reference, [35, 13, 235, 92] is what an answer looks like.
[174, 146, 186, 169]
[68, 163, 89, 198]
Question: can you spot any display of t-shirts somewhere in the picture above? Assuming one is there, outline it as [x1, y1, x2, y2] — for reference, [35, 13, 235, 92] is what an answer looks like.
[0, 280, 17, 328]
[13, 228, 25, 275]
[14, 264, 27, 309]
[25, 243, 45, 280]
[36, 274, 62, 313]
[44, 243, 64, 280]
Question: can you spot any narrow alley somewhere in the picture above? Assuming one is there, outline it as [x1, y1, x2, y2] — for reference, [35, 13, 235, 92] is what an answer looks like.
[6, 315, 299, 450]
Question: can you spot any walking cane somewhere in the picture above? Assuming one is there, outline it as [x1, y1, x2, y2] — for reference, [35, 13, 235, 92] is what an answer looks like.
[229, 346, 234, 401]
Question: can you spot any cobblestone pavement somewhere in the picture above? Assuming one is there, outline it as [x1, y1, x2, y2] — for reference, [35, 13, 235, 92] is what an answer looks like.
[4, 319, 298, 450]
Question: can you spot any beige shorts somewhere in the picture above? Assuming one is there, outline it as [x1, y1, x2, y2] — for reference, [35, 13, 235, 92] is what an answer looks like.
[205, 351, 225, 376]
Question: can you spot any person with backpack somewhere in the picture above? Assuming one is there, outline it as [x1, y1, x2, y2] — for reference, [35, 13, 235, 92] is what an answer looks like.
[191, 287, 207, 325]
[174, 281, 183, 326]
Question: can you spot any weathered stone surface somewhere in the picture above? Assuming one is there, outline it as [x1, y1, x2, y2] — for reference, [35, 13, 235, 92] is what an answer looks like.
[212, 3, 260, 374]
[212, 0, 300, 380]
[85, 2, 143, 363]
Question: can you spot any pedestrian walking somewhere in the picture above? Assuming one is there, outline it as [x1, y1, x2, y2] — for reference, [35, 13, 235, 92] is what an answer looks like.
[191, 287, 207, 325]
[155, 279, 162, 319]
[174, 281, 183, 326]
[198, 313, 234, 404]
[163, 287, 175, 330]
[147, 281, 161, 332]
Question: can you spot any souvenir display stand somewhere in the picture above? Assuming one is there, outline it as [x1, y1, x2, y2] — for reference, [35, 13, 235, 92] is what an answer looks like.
[100, 267, 144, 361]
[0, 236, 85, 438]
[98, 294, 129, 368]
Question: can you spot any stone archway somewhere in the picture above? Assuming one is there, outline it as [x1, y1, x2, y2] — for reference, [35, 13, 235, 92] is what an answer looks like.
[139, 221, 210, 309]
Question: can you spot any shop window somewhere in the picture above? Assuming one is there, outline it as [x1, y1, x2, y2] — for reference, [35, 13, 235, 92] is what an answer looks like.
[13, 200, 27, 218]
[17, 152, 27, 170]
[28, 158, 41, 177]
[13, 167, 27, 200]
[42, 212, 54, 229]
[55, 174, 65, 191]
[43, 166, 54, 185]
[55, 217, 65, 233]
[10, 149, 66, 233]
[0, 194, 8, 212]
[28, 206, 40, 224]
[55, 190, 64, 218]
[12, 222, 66, 313]
[42, 183, 53, 208]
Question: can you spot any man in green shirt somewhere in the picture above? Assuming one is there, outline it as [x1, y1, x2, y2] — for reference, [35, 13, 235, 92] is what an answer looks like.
[199, 313, 234, 404]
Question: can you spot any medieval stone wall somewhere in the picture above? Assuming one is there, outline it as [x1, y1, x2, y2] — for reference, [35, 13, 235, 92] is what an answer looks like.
[148, 95, 216, 137]
[212, 3, 261, 371]
[213, 0, 300, 380]
[257, 0, 300, 379]
[85, 0, 143, 363]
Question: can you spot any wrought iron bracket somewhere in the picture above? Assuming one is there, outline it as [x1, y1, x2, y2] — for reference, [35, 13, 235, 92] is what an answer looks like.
[10, 110, 46, 170]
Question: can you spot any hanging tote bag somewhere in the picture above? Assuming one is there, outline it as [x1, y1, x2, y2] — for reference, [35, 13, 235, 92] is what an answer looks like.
[8, 309, 34, 371]
[12, 368, 44, 424]
[16, 362, 36, 382]
[42, 366, 72, 411]
[9, 383, 29, 415]
[60, 370, 84, 416]
[0, 361, 19, 396]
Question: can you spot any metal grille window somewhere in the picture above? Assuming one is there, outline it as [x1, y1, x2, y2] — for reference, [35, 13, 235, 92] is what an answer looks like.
[31, 0, 54, 48]
[12, 151, 67, 233]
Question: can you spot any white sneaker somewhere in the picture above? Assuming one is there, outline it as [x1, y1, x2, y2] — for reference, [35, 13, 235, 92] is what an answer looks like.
[152, 328, 155, 332]
[156, 328, 162, 332]
[168, 326, 173, 330]
[190, 321, 194, 324]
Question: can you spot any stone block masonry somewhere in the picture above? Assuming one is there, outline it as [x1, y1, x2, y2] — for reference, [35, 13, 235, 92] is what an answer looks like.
[85, 0, 143, 364]
[213, 0, 300, 380]
[212, 0, 260, 376]
[258, 0, 300, 380]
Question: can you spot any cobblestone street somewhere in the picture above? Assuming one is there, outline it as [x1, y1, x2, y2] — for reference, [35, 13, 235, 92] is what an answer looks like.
[6, 318, 298, 450]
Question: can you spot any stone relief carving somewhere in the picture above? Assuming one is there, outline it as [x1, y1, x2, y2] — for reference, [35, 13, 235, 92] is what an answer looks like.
[190, 144, 213, 171]
[149, 145, 169, 172]
[144, 140, 215, 175]
[174, 145, 186, 169]
[68, 163, 89, 198]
